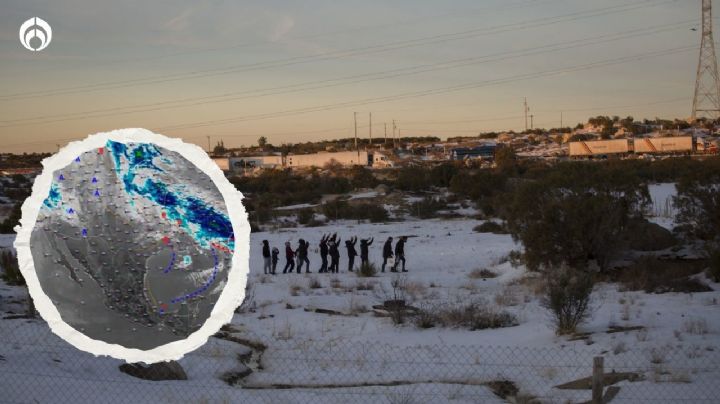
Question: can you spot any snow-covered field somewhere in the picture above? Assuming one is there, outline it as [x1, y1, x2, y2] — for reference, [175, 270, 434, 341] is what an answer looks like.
[2, 184, 720, 403]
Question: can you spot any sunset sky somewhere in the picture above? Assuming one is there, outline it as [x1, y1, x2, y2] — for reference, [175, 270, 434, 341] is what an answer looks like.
[0, 0, 705, 152]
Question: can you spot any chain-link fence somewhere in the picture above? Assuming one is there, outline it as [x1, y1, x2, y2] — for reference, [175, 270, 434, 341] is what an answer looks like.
[2, 312, 720, 404]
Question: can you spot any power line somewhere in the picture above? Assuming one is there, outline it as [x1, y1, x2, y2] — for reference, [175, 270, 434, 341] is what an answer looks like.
[0, 22, 693, 128]
[0, 97, 693, 152]
[9, 0, 561, 79]
[153, 45, 697, 132]
[0, 0, 674, 101]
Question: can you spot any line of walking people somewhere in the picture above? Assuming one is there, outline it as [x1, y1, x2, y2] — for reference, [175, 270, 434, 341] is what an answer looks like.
[261, 234, 409, 275]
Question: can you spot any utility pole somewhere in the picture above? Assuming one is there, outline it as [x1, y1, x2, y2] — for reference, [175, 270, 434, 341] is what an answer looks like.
[354, 112, 359, 160]
[392, 120, 397, 149]
[530, 114, 534, 130]
[693, 0, 720, 120]
[524, 98, 529, 132]
[369, 112, 372, 148]
[384, 123, 388, 145]
[206, 136, 211, 153]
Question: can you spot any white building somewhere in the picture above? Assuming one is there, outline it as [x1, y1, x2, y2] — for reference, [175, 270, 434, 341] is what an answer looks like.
[286, 151, 369, 168]
[229, 155, 283, 173]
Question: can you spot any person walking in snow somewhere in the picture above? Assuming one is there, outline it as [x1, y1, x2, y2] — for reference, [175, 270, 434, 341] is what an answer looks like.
[271, 246, 279, 274]
[282, 241, 295, 274]
[345, 236, 358, 272]
[392, 236, 408, 272]
[328, 238, 341, 273]
[318, 234, 330, 273]
[381, 237, 394, 273]
[360, 237, 373, 266]
[262, 240, 271, 274]
[296, 238, 311, 273]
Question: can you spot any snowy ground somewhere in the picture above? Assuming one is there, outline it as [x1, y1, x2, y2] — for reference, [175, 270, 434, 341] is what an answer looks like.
[2, 184, 720, 402]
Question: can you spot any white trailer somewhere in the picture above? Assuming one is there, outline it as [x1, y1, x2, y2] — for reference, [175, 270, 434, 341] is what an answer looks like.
[569, 139, 630, 157]
[633, 136, 694, 154]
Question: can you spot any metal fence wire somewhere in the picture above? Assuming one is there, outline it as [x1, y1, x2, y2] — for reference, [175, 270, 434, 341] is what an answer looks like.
[1, 315, 720, 403]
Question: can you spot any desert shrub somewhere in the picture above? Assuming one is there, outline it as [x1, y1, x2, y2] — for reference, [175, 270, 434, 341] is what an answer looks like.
[504, 164, 649, 272]
[542, 266, 594, 335]
[308, 278, 322, 289]
[612, 257, 710, 293]
[429, 163, 460, 187]
[0, 250, 23, 286]
[413, 304, 439, 329]
[322, 200, 388, 223]
[357, 262, 378, 277]
[296, 208, 315, 225]
[468, 268, 497, 279]
[623, 218, 676, 251]
[349, 166, 378, 189]
[473, 221, 507, 234]
[355, 281, 375, 291]
[289, 284, 304, 296]
[683, 318, 709, 335]
[413, 300, 518, 331]
[395, 167, 430, 191]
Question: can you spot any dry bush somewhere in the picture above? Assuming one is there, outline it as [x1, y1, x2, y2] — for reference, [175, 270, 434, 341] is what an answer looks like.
[542, 266, 594, 335]
[330, 277, 342, 289]
[404, 281, 427, 301]
[468, 268, 498, 279]
[509, 275, 545, 297]
[413, 300, 518, 331]
[357, 262, 378, 278]
[613, 257, 710, 294]
[495, 285, 523, 307]
[683, 318, 709, 335]
[308, 278, 322, 289]
[649, 346, 671, 364]
[355, 281, 375, 291]
[289, 284, 304, 296]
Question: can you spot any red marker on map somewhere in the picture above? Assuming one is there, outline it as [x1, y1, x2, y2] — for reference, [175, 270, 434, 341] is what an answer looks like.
[162, 236, 170, 245]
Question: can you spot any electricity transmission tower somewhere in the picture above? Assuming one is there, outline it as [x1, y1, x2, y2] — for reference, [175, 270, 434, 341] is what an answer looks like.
[692, 0, 720, 120]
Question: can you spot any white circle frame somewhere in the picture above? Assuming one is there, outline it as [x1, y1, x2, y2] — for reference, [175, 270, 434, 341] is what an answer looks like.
[14, 128, 250, 364]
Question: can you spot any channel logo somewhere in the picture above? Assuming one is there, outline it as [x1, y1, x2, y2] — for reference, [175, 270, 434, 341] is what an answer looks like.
[19, 17, 52, 52]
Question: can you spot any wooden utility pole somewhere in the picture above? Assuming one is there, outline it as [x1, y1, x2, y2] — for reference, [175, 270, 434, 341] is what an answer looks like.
[354, 112, 359, 160]
[524, 98, 529, 132]
[530, 114, 534, 130]
[206, 136, 211, 153]
[384, 122, 388, 145]
[392, 120, 397, 149]
[369, 112, 372, 148]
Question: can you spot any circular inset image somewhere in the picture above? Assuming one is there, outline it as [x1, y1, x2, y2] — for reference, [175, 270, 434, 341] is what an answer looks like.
[14, 129, 249, 363]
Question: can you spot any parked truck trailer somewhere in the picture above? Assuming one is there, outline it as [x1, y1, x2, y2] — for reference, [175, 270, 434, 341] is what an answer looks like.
[569, 139, 630, 157]
[633, 136, 694, 154]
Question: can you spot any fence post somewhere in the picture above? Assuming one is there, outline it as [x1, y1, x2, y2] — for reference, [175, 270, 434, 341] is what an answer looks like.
[592, 356, 604, 404]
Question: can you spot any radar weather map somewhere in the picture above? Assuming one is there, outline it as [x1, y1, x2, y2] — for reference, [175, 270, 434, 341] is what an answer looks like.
[15, 130, 249, 363]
